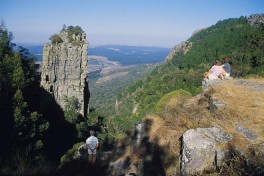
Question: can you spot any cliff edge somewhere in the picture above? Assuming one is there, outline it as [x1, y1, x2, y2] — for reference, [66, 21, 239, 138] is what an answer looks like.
[107, 78, 264, 175]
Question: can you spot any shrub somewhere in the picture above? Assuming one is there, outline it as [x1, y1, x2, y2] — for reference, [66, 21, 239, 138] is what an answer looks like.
[248, 66, 264, 77]
[63, 96, 81, 124]
[155, 89, 191, 113]
[66, 25, 84, 43]
[49, 34, 63, 44]
[60, 142, 85, 167]
[1, 151, 53, 175]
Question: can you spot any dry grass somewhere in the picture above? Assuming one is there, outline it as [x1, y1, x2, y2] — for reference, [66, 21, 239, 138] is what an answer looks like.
[112, 78, 264, 175]
[211, 79, 264, 145]
[142, 78, 264, 175]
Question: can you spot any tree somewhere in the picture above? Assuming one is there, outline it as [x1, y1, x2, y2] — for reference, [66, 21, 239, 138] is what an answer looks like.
[0, 20, 15, 59]
[63, 96, 81, 124]
[61, 24, 67, 32]
[13, 89, 49, 150]
[66, 25, 84, 43]
[0, 23, 49, 159]
[49, 34, 63, 44]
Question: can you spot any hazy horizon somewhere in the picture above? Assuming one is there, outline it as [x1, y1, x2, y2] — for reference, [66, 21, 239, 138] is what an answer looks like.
[1, 0, 264, 48]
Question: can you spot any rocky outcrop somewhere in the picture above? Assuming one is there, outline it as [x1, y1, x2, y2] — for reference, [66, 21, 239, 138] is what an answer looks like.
[180, 127, 233, 175]
[165, 41, 192, 61]
[40, 29, 89, 117]
[247, 14, 264, 26]
[192, 28, 206, 36]
[106, 78, 264, 175]
[235, 123, 258, 141]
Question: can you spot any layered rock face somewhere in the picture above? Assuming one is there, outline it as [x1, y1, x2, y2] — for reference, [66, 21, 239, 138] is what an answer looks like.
[247, 13, 264, 26]
[41, 30, 89, 117]
[165, 41, 192, 61]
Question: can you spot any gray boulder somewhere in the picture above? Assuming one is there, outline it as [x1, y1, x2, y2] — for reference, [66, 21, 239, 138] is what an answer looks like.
[181, 127, 233, 175]
[235, 123, 258, 141]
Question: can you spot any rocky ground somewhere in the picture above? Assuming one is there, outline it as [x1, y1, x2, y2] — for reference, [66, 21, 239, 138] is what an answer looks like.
[106, 78, 264, 175]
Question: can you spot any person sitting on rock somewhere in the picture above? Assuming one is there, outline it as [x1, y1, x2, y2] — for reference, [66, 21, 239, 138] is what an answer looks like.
[204, 60, 225, 80]
[222, 57, 231, 78]
[86, 130, 99, 164]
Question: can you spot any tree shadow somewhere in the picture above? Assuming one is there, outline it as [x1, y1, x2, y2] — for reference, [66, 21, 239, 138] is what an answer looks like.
[52, 159, 108, 176]
[219, 143, 264, 176]
[39, 87, 77, 161]
[108, 118, 177, 175]
[84, 79, 90, 118]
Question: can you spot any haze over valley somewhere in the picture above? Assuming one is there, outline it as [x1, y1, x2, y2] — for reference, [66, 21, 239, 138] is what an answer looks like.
[22, 44, 170, 73]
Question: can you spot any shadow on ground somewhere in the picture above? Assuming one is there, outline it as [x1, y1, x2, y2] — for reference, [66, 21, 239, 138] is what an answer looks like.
[53, 160, 108, 176]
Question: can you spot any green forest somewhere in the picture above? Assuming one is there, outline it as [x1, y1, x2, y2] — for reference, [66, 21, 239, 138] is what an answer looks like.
[0, 21, 52, 174]
[89, 64, 158, 116]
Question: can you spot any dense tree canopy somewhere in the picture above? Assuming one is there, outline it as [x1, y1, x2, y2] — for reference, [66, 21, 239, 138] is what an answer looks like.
[0, 23, 50, 158]
[0, 20, 14, 60]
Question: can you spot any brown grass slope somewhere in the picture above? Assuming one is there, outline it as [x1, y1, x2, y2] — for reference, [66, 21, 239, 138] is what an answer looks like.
[113, 78, 264, 175]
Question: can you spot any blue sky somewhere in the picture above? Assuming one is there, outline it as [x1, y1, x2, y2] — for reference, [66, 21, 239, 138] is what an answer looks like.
[1, 0, 264, 47]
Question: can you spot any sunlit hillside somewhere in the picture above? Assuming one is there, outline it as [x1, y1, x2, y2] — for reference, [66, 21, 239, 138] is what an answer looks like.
[111, 15, 264, 138]
[109, 78, 264, 175]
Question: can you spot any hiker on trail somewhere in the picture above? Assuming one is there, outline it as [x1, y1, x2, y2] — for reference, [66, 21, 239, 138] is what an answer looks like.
[204, 59, 225, 80]
[86, 130, 99, 164]
[222, 57, 231, 78]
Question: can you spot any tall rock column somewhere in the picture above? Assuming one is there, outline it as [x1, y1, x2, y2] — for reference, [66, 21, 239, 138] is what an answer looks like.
[41, 29, 89, 117]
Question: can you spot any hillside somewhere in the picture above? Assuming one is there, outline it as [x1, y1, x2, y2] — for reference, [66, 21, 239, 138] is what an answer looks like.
[89, 63, 158, 116]
[108, 78, 264, 175]
[110, 14, 264, 137]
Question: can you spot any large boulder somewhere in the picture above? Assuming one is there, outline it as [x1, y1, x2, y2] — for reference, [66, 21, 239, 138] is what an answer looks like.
[181, 127, 233, 175]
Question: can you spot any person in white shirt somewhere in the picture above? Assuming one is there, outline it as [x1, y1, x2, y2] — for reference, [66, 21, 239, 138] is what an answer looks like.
[86, 130, 99, 163]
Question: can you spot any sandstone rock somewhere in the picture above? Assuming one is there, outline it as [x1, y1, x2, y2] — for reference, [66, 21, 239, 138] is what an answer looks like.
[181, 127, 233, 175]
[165, 41, 192, 61]
[134, 123, 143, 146]
[247, 14, 264, 26]
[202, 78, 222, 92]
[235, 123, 258, 141]
[209, 96, 226, 111]
[40, 29, 89, 117]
